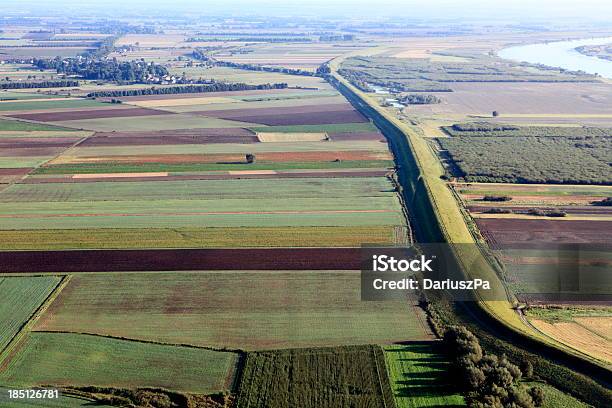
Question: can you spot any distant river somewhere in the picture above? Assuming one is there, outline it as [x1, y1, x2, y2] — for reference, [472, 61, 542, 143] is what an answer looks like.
[498, 36, 612, 79]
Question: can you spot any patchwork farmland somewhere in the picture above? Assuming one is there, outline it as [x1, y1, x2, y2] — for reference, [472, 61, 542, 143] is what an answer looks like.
[0, 85, 406, 251]
[2, 13, 610, 408]
[0, 29, 429, 408]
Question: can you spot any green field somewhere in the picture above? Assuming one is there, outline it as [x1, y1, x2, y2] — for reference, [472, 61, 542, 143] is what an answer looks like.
[0, 156, 51, 168]
[0, 332, 237, 394]
[0, 226, 398, 250]
[236, 345, 396, 408]
[384, 343, 465, 407]
[0, 276, 61, 351]
[0, 195, 403, 229]
[53, 114, 259, 132]
[0, 177, 396, 202]
[250, 122, 378, 133]
[33, 160, 394, 174]
[166, 95, 346, 113]
[523, 382, 590, 408]
[0, 119, 72, 132]
[0, 99, 103, 112]
[69, 140, 389, 156]
[169, 65, 330, 88]
[36, 272, 432, 349]
[0, 92, 66, 101]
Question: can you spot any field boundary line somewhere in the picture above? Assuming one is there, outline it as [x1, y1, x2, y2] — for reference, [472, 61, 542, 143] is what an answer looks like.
[0, 274, 69, 370]
[31, 330, 245, 354]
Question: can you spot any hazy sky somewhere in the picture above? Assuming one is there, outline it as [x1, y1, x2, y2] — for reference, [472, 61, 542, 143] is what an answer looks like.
[4, 0, 612, 23]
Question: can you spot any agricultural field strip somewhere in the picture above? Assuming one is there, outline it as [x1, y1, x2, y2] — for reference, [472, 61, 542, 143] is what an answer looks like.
[0, 177, 397, 202]
[0, 332, 238, 394]
[0, 226, 399, 250]
[129, 94, 344, 110]
[0, 196, 401, 215]
[0, 99, 105, 112]
[21, 169, 391, 183]
[0, 119, 83, 134]
[49, 115, 268, 132]
[34, 271, 432, 350]
[0, 201, 404, 229]
[55, 140, 392, 157]
[8, 107, 172, 122]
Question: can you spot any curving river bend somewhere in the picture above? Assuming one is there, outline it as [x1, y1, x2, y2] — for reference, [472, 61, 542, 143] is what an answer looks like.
[498, 36, 612, 79]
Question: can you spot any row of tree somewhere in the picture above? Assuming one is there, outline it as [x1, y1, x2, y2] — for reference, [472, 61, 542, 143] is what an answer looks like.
[187, 36, 311, 43]
[86, 82, 288, 98]
[0, 80, 79, 89]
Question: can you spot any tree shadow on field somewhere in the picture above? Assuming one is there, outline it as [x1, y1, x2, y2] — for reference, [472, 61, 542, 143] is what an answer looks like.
[390, 343, 462, 404]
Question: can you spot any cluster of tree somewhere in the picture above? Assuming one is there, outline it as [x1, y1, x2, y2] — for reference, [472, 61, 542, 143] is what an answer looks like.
[316, 63, 331, 76]
[419, 291, 610, 407]
[191, 49, 319, 77]
[445, 326, 544, 408]
[450, 123, 520, 132]
[88, 22, 156, 35]
[0, 80, 79, 89]
[86, 81, 288, 98]
[592, 197, 612, 206]
[524, 208, 567, 217]
[80, 35, 118, 59]
[482, 195, 512, 202]
[32, 57, 168, 83]
[438, 136, 611, 185]
[319, 34, 356, 41]
[418, 293, 444, 337]
[483, 208, 513, 214]
[399, 93, 441, 104]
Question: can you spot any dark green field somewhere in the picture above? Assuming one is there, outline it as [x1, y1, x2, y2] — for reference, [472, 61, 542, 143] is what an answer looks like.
[438, 135, 610, 184]
[235, 345, 396, 408]
[385, 343, 465, 407]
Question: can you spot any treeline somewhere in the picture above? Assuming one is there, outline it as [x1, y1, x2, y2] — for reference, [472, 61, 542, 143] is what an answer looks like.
[399, 94, 441, 104]
[86, 82, 288, 98]
[187, 37, 311, 43]
[0, 80, 79, 89]
[445, 326, 544, 408]
[319, 34, 355, 41]
[193, 31, 309, 37]
[192, 49, 328, 77]
[444, 123, 612, 138]
[80, 35, 118, 59]
[1, 42, 99, 48]
[33, 57, 168, 83]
